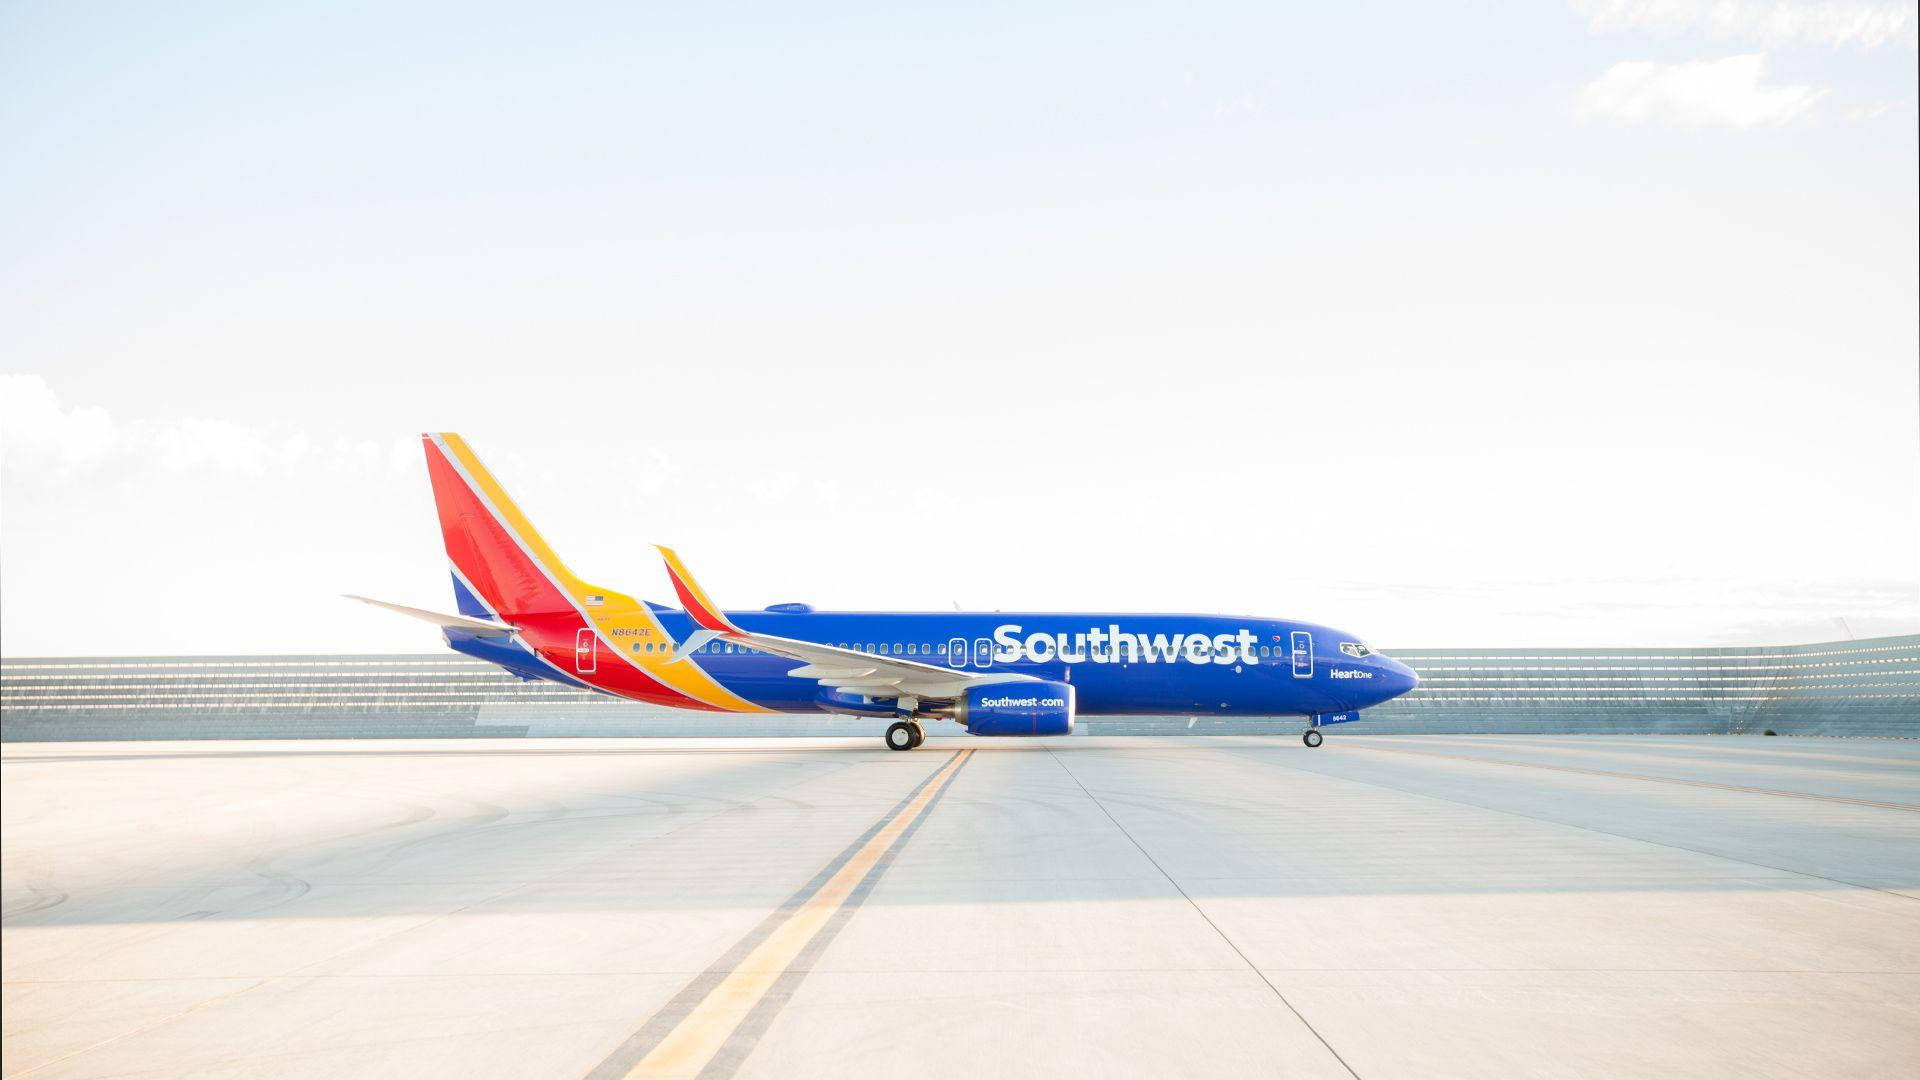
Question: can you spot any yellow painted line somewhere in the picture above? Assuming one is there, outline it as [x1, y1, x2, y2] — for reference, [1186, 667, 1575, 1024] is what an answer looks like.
[626, 749, 973, 1079]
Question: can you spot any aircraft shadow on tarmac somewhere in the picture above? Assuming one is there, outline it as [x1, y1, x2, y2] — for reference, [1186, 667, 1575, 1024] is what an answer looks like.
[4, 739, 1918, 928]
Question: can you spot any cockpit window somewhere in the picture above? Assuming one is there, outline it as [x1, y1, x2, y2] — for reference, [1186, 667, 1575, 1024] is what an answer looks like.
[1339, 642, 1373, 658]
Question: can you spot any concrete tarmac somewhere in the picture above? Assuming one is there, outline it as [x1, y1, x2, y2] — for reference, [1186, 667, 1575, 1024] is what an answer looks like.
[3, 734, 1917, 1079]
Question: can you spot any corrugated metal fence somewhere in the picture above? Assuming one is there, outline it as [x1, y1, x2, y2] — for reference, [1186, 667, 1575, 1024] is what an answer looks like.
[3, 635, 1915, 741]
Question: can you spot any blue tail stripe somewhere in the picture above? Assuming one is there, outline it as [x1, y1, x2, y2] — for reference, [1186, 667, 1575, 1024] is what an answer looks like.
[450, 572, 492, 619]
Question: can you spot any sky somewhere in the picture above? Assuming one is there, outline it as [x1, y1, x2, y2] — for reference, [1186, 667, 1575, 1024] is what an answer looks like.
[2, 1, 1916, 656]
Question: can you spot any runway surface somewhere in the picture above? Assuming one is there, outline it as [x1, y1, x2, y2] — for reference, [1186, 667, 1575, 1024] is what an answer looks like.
[4, 734, 1918, 1079]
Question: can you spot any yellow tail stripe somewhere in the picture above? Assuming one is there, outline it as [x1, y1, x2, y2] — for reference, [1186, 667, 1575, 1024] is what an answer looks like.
[434, 433, 587, 594]
[432, 433, 769, 714]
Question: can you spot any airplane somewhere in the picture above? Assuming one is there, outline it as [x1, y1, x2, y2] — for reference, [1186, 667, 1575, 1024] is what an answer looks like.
[351, 433, 1419, 750]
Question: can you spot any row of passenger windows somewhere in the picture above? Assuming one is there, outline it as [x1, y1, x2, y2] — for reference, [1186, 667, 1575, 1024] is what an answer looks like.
[630, 641, 950, 657]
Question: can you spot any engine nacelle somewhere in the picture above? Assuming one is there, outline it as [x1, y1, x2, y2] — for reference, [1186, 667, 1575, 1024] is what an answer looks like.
[954, 681, 1075, 737]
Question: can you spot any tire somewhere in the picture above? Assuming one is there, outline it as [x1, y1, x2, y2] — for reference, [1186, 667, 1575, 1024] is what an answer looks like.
[886, 721, 916, 751]
[908, 723, 926, 748]
[1303, 729, 1323, 748]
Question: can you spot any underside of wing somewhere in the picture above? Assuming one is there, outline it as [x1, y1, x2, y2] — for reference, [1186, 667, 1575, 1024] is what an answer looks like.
[732, 632, 1037, 702]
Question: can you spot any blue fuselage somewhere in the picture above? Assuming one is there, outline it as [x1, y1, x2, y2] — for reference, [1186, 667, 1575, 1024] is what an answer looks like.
[588, 609, 1419, 717]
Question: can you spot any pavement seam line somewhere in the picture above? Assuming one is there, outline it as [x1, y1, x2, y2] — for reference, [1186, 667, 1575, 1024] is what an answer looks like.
[1220, 744, 1920, 911]
[1042, 744, 1363, 1080]
[586, 749, 972, 1080]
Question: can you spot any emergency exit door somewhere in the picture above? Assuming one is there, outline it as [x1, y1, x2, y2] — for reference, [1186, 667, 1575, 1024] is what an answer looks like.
[575, 629, 597, 674]
[1290, 631, 1312, 677]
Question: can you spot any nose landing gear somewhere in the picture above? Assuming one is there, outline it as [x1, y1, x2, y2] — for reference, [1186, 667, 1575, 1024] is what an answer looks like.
[1302, 728, 1323, 748]
[885, 721, 926, 751]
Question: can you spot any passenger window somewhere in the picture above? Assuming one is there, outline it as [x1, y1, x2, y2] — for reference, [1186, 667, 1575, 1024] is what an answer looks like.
[907, 644, 917, 655]
[893, 644, 902, 655]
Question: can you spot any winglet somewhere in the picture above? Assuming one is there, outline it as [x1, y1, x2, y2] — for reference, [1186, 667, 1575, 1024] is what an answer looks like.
[655, 546, 744, 634]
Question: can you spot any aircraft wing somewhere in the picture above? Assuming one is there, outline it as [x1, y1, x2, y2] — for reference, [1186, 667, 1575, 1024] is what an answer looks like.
[655, 546, 1038, 703]
[730, 630, 1035, 701]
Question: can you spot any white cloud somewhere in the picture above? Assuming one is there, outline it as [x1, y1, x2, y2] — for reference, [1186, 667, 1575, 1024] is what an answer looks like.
[0, 373, 121, 481]
[1576, 0, 1919, 51]
[0, 373, 416, 485]
[152, 418, 271, 475]
[1575, 53, 1827, 126]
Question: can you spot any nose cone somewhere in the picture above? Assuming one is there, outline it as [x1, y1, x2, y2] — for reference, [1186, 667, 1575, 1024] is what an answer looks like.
[1378, 655, 1419, 702]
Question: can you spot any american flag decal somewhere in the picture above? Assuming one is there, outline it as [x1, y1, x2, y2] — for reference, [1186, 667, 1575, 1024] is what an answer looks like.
[585, 595, 605, 606]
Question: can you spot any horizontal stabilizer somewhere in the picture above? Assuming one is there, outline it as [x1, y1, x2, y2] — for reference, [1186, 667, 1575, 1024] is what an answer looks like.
[344, 595, 516, 634]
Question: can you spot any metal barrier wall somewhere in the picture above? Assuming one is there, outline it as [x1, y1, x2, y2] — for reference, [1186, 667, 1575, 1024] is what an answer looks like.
[3, 635, 1915, 741]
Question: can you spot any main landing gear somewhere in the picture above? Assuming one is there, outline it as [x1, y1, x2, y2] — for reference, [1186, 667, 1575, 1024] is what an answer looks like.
[885, 721, 925, 751]
[1302, 728, 1323, 748]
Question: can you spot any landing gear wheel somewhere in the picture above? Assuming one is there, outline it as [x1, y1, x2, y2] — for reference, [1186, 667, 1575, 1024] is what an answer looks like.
[908, 722, 926, 748]
[1303, 729, 1323, 748]
[886, 721, 917, 751]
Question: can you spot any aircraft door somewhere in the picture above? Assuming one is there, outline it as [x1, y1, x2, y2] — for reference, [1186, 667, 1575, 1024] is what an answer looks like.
[947, 637, 967, 669]
[973, 638, 992, 669]
[575, 629, 597, 674]
[1290, 631, 1312, 678]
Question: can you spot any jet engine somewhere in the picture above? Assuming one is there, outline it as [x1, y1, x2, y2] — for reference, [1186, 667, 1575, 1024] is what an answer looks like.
[940, 681, 1075, 737]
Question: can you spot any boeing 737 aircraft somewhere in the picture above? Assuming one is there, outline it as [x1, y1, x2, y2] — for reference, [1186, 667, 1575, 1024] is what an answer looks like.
[353, 433, 1419, 749]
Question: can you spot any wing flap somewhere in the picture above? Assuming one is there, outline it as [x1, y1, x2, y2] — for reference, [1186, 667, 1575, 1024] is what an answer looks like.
[787, 664, 881, 679]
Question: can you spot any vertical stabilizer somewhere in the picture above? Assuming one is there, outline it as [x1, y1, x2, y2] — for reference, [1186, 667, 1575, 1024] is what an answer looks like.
[421, 433, 588, 619]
